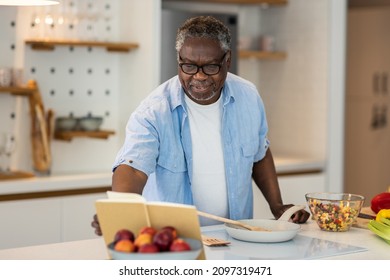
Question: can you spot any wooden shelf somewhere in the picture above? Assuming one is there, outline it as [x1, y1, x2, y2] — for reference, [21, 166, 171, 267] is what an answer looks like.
[25, 39, 139, 53]
[239, 50, 287, 60]
[0, 86, 35, 97]
[163, 0, 287, 5]
[0, 171, 35, 181]
[54, 130, 115, 141]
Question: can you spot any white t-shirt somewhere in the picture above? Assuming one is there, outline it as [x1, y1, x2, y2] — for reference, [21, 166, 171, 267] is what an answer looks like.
[184, 94, 229, 226]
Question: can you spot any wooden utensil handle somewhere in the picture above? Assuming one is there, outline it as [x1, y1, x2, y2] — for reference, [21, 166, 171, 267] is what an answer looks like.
[197, 210, 271, 232]
[197, 210, 246, 227]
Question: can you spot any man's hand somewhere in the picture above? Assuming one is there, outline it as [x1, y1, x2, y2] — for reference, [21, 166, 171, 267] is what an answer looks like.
[91, 214, 102, 236]
[273, 204, 310, 224]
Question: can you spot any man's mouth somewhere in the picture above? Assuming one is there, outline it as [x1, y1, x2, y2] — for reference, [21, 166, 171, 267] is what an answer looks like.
[190, 83, 211, 93]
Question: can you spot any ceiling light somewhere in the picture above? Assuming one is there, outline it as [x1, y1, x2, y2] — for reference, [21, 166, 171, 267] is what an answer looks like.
[0, 0, 59, 6]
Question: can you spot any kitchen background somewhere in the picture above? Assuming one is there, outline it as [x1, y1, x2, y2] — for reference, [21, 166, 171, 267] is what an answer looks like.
[0, 0, 386, 250]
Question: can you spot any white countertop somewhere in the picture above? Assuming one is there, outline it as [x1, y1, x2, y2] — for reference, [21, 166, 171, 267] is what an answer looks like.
[0, 172, 112, 195]
[273, 156, 325, 174]
[0, 156, 324, 196]
[202, 221, 388, 260]
[0, 220, 387, 260]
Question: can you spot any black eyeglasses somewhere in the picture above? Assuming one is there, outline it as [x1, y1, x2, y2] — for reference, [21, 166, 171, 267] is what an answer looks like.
[179, 52, 227, 75]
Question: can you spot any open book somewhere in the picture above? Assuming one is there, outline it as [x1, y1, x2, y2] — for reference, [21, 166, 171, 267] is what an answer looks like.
[95, 191, 205, 259]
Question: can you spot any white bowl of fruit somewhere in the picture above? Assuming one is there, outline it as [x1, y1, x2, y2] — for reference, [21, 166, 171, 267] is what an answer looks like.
[108, 226, 202, 260]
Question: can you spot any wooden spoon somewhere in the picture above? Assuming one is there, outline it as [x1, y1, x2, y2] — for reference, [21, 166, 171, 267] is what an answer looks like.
[197, 210, 271, 232]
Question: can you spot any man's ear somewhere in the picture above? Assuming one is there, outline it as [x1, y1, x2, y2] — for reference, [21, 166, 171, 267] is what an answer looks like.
[226, 50, 232, 69]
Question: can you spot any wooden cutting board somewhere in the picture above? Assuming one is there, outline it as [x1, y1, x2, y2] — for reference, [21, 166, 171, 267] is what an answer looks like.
[27, 80, 52, 173]
[353, 207, 376, 230]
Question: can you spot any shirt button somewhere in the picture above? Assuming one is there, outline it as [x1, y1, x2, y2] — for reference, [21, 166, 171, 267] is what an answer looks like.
[129, 160, 133, 163]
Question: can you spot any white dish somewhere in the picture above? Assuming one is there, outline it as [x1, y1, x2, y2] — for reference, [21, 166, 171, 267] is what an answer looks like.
[224, 219, 301, 243]
[108, 237, 202, 260]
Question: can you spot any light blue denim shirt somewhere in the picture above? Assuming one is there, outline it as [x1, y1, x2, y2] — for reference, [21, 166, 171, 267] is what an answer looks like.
[113, 73, 270, 220]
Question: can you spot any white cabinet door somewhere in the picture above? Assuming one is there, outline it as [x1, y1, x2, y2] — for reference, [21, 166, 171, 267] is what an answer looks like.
[0, 198, 62, 250]
[0, 192, 107, 250]
[62, 192, 108, 242]
[253, 173, 325, 219]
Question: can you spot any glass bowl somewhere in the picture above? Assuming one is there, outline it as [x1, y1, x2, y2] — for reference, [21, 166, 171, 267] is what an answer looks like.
[305, 192, 365, 232]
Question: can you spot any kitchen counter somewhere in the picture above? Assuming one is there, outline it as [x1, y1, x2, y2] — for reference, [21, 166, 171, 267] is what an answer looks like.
[273, 156, 324, 175]
[0, 172, 112, 196]
[0, 156, 324, 197]
[0, 220, 387, 260]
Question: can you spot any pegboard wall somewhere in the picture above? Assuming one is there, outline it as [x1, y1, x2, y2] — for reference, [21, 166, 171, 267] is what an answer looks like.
[0, 0, 126, 175]
[0, 7, 21, 173]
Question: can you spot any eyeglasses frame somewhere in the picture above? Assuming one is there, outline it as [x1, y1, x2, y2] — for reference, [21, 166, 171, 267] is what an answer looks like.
[178, 52, 228, 76]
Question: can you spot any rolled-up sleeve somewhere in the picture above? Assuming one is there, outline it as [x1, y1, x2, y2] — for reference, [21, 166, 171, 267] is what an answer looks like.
[112, 107, 160, 176]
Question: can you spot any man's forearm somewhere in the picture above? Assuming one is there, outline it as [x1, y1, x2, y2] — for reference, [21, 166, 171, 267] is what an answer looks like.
[252, 149, 284, 214]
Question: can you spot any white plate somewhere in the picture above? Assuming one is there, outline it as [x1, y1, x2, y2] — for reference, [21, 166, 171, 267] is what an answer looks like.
[108, 238, 202, 260]
[224, 219, 301, 243]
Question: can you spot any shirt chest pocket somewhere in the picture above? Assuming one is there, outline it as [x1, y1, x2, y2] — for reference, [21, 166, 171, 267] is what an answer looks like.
[240, 141, 259, 159]
[157, 151, 187, 173]
[238, 141, 259, 178]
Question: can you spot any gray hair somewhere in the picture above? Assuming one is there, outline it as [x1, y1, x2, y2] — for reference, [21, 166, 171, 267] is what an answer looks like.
[175, 16, 231, 58]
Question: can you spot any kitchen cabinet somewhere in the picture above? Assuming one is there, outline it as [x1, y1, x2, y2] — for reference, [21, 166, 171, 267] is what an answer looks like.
[0, 198, 62, 250]
[62, 193, 107, 242]
[0, 191, 107, 250]
[344, 7, 390, 205]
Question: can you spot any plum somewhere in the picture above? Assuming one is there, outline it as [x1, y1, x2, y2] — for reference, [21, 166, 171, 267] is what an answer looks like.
[153, 229, 174, 251]
[114, 229, 135, 243]
[138, 243, 160, 253]
[170, 238, 191, 252]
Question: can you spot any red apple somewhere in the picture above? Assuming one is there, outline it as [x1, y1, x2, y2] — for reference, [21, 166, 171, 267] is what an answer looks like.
[170, 239, 191, 252]
[114, 229, 135, 243]
[138, 243, 160, 253]
[162, 226, 178, 239]
[153, 229, 174, 251]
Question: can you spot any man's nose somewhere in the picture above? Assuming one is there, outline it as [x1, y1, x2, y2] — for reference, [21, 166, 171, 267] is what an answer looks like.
[193, 67, 208, 79]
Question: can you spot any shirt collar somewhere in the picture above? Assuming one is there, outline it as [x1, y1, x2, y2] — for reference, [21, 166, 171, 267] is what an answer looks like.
[169, 76, 185, 111]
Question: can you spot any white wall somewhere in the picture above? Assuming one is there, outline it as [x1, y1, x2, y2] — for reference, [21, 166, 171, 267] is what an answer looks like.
[117, 0, 162, 143]
[255, 0, 329, 160]
[326, 0, 347, 193]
